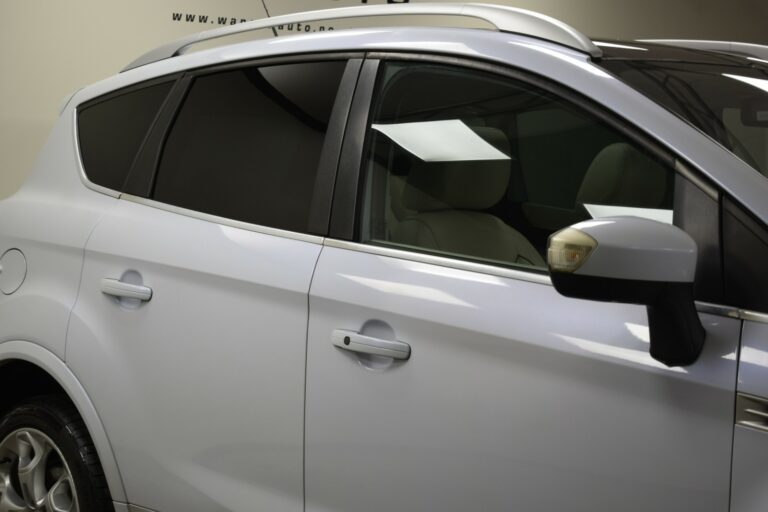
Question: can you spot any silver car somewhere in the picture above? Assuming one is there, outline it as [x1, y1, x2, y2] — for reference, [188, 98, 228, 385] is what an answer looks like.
[0, 4, 767, 511]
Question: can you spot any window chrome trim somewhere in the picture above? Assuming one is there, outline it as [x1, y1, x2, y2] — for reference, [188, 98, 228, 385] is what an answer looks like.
[120, 194, 325, 245]
[695, 301, 768, 323]
[695, 301, 741, 319]
[322, 242, 768, 315]
[324, 238, 552, 285]
[72, 111, 121, 198]
[741, 309, 768, 324]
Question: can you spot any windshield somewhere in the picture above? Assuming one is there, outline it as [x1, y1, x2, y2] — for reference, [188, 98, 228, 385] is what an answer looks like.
[600, 57, 768, 177]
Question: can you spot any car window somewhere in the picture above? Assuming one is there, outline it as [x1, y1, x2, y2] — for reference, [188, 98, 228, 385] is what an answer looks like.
[599, 59, 768, 178]
[153, 60, 347, 233]
[78, 82, 173, 191]
[359, 61, 675, 271]
[724, 197, 768, 312]
[722, 107, 768, 173]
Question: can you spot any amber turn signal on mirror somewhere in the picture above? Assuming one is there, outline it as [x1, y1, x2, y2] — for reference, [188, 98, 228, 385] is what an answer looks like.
[547, 228, 597, 273]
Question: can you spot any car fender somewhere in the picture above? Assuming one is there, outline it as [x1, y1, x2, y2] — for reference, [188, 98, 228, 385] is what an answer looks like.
[0, 339, 127, 502]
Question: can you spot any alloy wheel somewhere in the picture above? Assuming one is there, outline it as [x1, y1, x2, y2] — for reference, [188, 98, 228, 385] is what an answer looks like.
[0, 428, 78, 512]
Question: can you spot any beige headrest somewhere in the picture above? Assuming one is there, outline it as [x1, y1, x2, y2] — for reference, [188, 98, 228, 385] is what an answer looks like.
[402, 127, 511, 212]
[577, 143, 667, 207]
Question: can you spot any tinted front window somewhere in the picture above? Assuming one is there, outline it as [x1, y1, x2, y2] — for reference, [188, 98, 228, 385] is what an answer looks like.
[360, 62, 674, 271]
[78, 82, 173, 190]
[601, 59, 768, 177]
[153, 61, 346, 232]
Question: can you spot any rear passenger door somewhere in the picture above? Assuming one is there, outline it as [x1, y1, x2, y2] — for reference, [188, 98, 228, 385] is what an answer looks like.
[305, 57, 740, 512]
[67, 56, 360, 512]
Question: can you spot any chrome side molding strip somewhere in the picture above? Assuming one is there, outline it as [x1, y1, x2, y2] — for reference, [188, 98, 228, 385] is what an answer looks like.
[695, 301, 768, 324]
[323, 238, 552, 286]
[737, 393, 768, 433]
[740, 310, 768, 324]
[120, 194, 325, 245]
[695, 301, 740, 319]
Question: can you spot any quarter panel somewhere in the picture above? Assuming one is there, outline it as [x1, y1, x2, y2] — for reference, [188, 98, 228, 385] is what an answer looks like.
[0, 192, 114, 359]
[0, 195, 113, 358]
[0, 107, 116, 358]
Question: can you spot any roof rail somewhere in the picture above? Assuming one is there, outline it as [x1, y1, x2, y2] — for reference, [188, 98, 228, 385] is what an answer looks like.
[123, 3, 601, 72]
[640, 40, 768, 61]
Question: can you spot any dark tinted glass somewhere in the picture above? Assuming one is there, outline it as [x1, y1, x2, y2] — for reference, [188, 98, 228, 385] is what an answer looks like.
[724, 198, 768, 312]
[78, 82, 173, 190]
[600, 59, 768, 177]
[153, 61, 346, 232]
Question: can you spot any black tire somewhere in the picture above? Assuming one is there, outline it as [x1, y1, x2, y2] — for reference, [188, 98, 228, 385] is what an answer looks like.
[0, 394, 113, 511]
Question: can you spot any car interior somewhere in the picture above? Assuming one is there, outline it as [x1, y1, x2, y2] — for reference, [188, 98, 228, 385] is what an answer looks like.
[362, 62, 674, 269]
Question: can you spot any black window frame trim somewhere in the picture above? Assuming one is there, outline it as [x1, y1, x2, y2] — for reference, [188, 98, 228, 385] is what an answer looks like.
[75, 73, 182, 197]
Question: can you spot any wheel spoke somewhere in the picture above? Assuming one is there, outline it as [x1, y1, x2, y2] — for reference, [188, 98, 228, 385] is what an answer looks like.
[45, 473, 76, 512]
[0, 427, 79, 512]
[16, 430, 51, 508]
[0, 472, 26, 512]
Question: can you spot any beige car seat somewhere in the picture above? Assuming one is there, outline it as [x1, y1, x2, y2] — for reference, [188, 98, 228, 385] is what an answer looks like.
[521, 141, 669, 231]
[385, 173, 414, 237]
[392, 128, 544, 267]
[577, 142, 668, 207]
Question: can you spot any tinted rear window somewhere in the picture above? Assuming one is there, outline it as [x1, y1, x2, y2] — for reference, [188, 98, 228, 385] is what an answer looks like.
[153, 61, 346, 233]
[78, 82, 173, 190]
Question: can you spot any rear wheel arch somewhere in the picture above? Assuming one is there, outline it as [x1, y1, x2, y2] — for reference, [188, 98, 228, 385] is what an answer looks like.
[0, 340, 127, 503]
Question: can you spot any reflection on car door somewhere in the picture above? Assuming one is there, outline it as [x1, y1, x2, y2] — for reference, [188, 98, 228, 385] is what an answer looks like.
[305, 246, 739, 511]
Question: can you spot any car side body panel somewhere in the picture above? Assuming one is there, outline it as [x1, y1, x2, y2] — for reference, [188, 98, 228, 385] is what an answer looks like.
[731, 320, 768, 512]
[306, 244, 740, 512]
[66, 198, 321, 511]
[0, 110, 115, 359]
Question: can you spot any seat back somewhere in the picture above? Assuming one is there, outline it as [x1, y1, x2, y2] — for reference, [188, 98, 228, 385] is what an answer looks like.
[393, 127, 544, 267]
[577, 142, 668, 207]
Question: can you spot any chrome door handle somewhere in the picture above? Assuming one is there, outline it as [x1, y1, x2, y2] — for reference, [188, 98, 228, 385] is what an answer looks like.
[101, 278, 153, 302]
[332, 329, 411, 360]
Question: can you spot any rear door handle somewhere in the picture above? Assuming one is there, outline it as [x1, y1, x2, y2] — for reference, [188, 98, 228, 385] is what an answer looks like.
[101, 278, 153, 302]
[332, 329, 411, 360]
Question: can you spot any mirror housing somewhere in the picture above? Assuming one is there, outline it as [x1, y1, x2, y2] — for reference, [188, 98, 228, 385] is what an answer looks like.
[547, 217, 705, 367]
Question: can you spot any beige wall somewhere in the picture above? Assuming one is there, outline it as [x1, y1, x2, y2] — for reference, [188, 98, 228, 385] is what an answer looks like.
[1, 0, 766, 198]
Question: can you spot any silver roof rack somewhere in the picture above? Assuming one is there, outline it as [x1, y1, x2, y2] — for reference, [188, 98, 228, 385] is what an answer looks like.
[639, 40, 768, 61]
[123, 3, 601, 72]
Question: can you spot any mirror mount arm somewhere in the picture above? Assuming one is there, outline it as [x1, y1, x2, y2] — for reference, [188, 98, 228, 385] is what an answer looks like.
[646, 283, 705, 367]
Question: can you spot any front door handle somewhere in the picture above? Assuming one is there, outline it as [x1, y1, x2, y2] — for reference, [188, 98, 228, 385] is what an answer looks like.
[332, 329, 411, 360]
[101, 278, 153, 302]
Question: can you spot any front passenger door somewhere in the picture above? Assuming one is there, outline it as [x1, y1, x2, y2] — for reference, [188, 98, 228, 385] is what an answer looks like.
[305, 58, 740, 512]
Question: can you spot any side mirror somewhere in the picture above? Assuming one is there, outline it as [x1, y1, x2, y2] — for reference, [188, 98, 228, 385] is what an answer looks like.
[547, 217, 705, 367]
